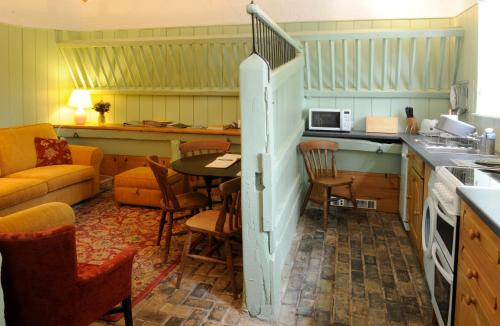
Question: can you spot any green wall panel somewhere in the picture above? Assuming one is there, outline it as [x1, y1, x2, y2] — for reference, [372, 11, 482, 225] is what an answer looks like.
[0, 23, 73, 128]
[0, 15, 459, 134]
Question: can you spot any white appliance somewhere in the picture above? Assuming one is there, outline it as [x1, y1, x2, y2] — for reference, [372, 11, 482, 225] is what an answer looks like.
[308, 108, 352, 132]
[423, 166, 500, 326]
[399, 143, 410, 230]
[422, 171, 437, 289]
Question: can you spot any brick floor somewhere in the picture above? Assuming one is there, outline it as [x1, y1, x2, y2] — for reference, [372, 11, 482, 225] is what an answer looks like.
[92, 206, 434, 326]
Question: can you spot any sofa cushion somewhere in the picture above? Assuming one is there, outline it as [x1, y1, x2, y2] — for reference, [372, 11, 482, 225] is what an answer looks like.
[0, 179, 48, 210]
[0, 124, 57, 176]
[35, 137, 73, 167]
[7, 165, 95, 192]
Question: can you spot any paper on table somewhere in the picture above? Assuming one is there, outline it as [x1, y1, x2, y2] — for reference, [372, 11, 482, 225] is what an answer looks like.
[205, 153, 241, 168]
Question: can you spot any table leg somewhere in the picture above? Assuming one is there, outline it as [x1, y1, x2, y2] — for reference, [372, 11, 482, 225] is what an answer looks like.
[204, 176, 214, 209]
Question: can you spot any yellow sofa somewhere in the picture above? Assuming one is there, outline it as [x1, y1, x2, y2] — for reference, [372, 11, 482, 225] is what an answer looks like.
[0, 123, 103, 216]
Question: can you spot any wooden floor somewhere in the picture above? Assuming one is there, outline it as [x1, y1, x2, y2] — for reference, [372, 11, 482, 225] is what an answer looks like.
[92, 206, 434, 326]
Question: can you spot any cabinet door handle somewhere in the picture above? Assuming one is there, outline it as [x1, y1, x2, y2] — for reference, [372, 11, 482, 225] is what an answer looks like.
[464, 295, 476, 306]
[466, 268, 478, 279]
[469, 229, 481, 240]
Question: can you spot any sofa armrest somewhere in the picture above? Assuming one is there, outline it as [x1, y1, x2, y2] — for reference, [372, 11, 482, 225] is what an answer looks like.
[69, 144, 104, 170]
[69, 145, 104, 194]
[0, 202, 75, 233]
[76, 246, 137, 301]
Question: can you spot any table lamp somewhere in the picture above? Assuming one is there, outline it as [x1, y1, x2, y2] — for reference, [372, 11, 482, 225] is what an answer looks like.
[68, 90, 92, 125]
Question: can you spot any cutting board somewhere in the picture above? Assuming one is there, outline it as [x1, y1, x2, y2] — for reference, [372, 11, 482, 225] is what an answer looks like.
[365, 117, 399, 134]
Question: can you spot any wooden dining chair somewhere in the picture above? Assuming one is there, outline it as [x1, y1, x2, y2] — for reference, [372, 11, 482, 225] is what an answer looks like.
[299, 140, 357, 230]
[178, 140, 231, 193]
[176, 177, 242, 298]
[147, 155, 209, 260]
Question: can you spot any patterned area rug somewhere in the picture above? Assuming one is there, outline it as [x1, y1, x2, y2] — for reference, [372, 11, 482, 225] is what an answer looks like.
[74, 191, 189, 308]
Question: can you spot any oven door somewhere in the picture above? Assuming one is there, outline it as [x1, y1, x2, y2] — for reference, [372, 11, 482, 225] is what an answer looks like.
[431, 242, 454, 326]
[434, 202, 458, 269]
[422, 196, 437, 289]
[422, 196, 437, 258]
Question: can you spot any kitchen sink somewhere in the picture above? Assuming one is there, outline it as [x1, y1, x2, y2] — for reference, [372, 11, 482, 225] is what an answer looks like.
[414, 138, 496, 156]
[423, 146, 480, 155]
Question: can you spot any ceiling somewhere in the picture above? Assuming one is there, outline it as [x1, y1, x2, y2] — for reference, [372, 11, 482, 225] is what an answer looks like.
[0, 0, 477, 31]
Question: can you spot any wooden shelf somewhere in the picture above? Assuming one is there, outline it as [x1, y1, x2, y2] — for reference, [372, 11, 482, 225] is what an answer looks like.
[57, 123, 241, 136]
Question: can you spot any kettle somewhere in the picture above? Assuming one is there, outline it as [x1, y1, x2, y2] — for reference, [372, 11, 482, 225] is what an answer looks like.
[479, 128, 496, 155]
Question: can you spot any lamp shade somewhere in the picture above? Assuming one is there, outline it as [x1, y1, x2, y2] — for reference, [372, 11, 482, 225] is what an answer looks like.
[68, 90, 92, 109]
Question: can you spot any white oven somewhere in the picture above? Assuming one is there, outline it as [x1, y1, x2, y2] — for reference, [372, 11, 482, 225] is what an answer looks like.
[423, 166, 500, 326]
[308, 108, 352, 132]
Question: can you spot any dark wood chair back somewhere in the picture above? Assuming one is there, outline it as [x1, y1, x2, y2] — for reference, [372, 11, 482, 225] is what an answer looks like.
[215, 177, 241, 233]
[299, 140, 339, 181]
[146, 155, 180, 210]
[179, 140, 231, 157]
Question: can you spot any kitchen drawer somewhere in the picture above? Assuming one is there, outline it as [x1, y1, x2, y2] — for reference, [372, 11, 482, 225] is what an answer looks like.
[459, 246, 499, 322]
[455, 272, 495, 326]
[408, 150, 424, 177]
[461, 203, 500, 267]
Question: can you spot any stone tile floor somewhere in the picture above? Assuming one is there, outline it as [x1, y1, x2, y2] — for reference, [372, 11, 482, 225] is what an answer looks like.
[93, 206, 435, 326]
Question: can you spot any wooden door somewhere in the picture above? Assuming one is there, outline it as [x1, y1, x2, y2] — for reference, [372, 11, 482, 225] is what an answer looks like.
[240, 52, 305, 320]
[407, 168, 423, 261]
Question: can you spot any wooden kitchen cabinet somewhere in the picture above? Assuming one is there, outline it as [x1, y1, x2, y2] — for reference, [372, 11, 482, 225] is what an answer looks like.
[407, 166, 424, 262]
[455, 202, 500, 326]
[405, 149, 430, 265]
[455, 272, 492, 326]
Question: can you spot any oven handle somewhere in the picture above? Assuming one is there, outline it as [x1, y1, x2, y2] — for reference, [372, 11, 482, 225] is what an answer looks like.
[431, 242, 453, 283]
[434, 200, 456, 226]
[422, 197, 436, 254]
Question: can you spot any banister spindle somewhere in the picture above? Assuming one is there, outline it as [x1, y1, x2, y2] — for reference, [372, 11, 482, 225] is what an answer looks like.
[356, 39, 361, 91]
[437, 36, 447, 90]
[305, 41, 311, 90]
[382, 38, 388, 90]
[423, 37, 432, 89]
[330, 40, 336, 91]
[343, 39, 348, 90]
[369, 39, 374, 91]
[409, 38, 416, 90]
[395, 38, 402, 90]
[317, 41, 323, 91]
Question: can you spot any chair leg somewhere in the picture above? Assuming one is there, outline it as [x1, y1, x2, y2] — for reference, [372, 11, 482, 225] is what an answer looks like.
[323, 186, 330, 230]
[176, 230, 193, 289]
[349, 183, 357, 209]
[157, 210, 167, 245]
[122, 296, 133, 326]
[300, 183, 313, 216]
[224, 239, 238, 299]
[164, 212, 175, 261]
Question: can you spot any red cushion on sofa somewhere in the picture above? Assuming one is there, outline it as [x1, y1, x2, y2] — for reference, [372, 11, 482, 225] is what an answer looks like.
[34, 137, 73, 167]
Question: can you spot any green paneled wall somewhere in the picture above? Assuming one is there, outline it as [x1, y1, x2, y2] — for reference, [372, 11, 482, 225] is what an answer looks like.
[306, 96, 449, 132]
[289, 18, 454, 130]
[60, 25, 247, 126]
[85, 93, 240, 126]
[1, 16, 458, 130]
[0, 23, 73, 127]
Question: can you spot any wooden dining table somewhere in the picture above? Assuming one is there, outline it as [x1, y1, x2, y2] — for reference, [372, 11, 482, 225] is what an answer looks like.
[170, 153, 241, 208]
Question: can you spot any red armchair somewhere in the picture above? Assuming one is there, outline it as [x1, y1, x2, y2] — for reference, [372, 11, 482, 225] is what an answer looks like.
[0, 202, 137, 326]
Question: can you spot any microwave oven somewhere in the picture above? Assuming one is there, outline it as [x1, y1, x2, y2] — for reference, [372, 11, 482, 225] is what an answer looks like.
[308, 108, 352, 132]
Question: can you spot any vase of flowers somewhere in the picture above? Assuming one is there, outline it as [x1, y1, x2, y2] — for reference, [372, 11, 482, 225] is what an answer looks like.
[93, 100, 111, 125]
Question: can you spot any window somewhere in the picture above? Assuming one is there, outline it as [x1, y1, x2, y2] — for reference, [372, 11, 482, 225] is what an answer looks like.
[476, 0, 500, 118]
